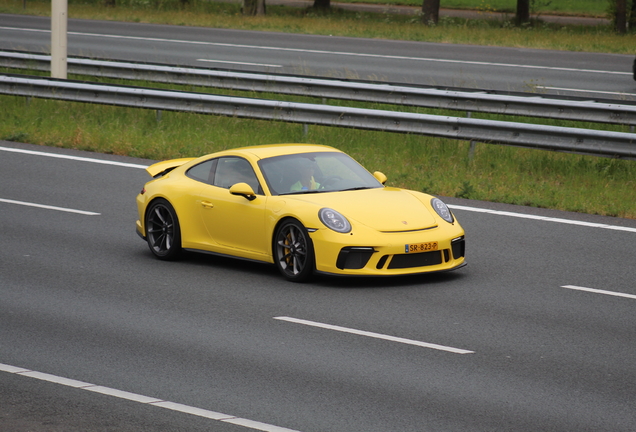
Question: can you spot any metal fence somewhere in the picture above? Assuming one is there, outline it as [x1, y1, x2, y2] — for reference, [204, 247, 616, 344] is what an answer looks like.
[2, 73, 636, 159]
[2, 50, 636, 127]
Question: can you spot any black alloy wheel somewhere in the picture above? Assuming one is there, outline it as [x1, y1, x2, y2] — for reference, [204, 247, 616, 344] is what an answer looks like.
[145, 199, 182, 260]
[274, 219, 315, 282]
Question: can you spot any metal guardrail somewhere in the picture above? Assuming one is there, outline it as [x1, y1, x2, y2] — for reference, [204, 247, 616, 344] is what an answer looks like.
[2, 74, 636, 159]
[2, 50, 636, 127]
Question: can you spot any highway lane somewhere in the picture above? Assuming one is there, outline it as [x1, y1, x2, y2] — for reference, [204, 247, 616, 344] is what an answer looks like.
[1, 141, 636, 431]
[1, 14, 635, 101]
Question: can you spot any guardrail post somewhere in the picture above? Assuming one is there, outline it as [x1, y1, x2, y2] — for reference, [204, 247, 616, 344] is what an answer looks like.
[467, 111, 476, 161]
[156, 109, 162, 122]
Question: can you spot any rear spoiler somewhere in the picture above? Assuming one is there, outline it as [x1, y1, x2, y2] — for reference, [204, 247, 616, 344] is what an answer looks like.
[146, 158, 195, 178]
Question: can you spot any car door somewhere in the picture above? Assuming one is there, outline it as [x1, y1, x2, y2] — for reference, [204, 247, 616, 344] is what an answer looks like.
[195, 156, 269, 257]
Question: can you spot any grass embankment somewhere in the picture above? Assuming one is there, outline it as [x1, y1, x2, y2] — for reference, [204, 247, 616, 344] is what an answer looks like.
[1, 0, 635, 218]
[3, 89, 635, 219]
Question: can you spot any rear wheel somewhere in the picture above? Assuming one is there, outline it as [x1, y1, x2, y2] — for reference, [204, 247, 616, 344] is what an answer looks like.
[145, 199, 182, 260]
[274, 219, 315, 282]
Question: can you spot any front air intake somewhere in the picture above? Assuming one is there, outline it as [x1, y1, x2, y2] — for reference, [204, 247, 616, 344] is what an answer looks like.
[336, 247, 375, 270]
[451, 236, 465, 259]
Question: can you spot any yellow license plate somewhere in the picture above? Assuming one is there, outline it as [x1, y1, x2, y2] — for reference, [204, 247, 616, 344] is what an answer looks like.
[405, 242, 438, 253]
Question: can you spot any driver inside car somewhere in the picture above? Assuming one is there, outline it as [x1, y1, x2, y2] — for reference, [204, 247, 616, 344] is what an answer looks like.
[290, 159, 320, 192]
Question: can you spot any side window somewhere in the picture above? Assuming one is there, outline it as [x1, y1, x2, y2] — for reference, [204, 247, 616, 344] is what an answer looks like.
[213, 157, 262, 194]
[186, 159, 217, 184]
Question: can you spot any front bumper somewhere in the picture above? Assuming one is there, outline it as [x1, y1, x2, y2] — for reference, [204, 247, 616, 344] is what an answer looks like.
[310, 226, 466, 276]
[135, 219, 146, 240]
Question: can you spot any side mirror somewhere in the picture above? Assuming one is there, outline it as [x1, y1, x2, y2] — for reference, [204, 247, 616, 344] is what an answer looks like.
[229, 182, 257, 201]
[373, 171, 387, 185]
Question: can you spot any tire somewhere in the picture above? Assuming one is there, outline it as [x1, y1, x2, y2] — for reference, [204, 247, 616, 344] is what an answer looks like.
[145, 198, 182, 260]
[273, 219, 315, 282]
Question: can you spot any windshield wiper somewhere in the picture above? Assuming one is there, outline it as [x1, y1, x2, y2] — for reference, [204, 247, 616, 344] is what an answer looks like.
[340, 186, 375, 192]
[279, 189, 326, 195]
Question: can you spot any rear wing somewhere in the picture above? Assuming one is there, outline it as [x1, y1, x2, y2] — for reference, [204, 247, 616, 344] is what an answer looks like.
[146, 158, 195, 178]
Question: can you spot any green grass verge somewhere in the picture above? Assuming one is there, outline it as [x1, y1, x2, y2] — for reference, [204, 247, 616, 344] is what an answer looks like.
[2, 90, 635, 219]
[1, 0, 635, 219]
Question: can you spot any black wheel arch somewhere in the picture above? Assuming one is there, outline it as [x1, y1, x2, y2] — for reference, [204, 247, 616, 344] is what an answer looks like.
[271, 216, 315, 256]
[144, 196, 183, 260]
[272, 217, 316, 282]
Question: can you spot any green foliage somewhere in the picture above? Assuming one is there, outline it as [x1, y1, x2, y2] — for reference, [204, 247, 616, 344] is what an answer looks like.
[4, 131, 29, 142]
[1, 0, 634, 218]
[606, 0, 636, 30]
[2, 94, 635, 219]
[457, 180, 475, 198]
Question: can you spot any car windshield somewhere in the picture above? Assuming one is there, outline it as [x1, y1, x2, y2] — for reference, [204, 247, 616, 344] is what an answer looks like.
[258, 151, 383, 196]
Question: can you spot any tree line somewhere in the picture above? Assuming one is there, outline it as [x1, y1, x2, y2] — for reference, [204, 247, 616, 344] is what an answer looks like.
[612, 0, 636, 32]
[245, 0, 636, 32]
[103, 0, 636, 32]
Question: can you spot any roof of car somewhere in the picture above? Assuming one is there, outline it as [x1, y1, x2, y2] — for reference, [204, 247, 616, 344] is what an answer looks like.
[232, 143, 340, 159]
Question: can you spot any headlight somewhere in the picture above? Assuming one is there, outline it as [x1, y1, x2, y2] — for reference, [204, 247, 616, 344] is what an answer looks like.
[431, 198, 454, 224]
[319, 208, 351, 233]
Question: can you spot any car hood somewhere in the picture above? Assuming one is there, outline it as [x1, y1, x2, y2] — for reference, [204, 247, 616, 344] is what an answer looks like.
[290, 188, 438, 232]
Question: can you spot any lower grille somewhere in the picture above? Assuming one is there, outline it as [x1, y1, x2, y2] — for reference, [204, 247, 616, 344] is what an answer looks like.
[388, 250, 443, 269]
[451, 236, 465, 259]
[336, 247, 375, 270]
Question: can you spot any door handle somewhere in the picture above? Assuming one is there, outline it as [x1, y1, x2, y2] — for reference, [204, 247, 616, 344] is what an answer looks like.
[201, 201, 214, 209]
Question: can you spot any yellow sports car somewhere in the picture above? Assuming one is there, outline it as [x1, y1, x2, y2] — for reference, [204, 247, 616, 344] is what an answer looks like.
[136, 144, 465, 281]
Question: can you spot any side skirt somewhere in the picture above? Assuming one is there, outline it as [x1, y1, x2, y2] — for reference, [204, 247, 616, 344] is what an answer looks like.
[183, 248, 273, 265]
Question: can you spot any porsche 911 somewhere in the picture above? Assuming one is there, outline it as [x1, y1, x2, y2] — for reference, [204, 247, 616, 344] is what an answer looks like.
[136, 144, 465, 281]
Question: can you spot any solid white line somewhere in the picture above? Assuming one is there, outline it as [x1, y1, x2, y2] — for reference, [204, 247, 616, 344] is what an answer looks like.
[448, 204, 636, 233]
[19, 371, 93, 388]
[538, 86, 636, 96]
[0, 26, 625, 76]
[4, 147, 634, 233]
[0, 198, 101, 215]
[149, 401, 230, 420]
[0, 146, 149, 169]
[225, 417, 303, 432]
[3, 146, 634, 232]
[197, 58, 283, 68]
[84, 386, 164, 403]
[0, 364, 30, 373]
[4, 146, 634, 231]
[0, 362, 301, 432]
[561, 285, 636, 300]
[274, 316, 474, 354]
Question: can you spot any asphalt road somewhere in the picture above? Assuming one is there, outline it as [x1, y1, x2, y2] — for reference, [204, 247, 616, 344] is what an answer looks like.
[0, 14, 634, 101]
[1, 140, 635, 431]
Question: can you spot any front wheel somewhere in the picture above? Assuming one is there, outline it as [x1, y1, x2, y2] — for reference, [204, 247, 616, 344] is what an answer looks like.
[145, 199, 182, 260]
[274, 219, 315, 282]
